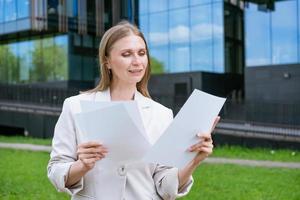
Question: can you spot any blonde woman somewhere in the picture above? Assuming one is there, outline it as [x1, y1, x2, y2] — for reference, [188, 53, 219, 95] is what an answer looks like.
[47, 21, 219, 200]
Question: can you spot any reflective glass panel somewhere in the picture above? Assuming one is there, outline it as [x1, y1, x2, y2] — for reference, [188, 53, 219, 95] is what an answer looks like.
[245, 3, 271, 66]
[271, 0, 297, 64]
[149, 0, 167, 13]
[0, 0, 4, 23]
[149, 12, 168, 46]
[17, 0, 29, 18]
[4, 0, 17, 21]
[212, 2, 224, 72]
[191, 4, 213, 71]
[169, 0, 189, 10]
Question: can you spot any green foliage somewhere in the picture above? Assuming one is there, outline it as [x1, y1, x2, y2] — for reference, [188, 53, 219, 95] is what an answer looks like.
[0, 45, 19, 83]
[31, 41, 67, 82]
[150, 56, 165, 74]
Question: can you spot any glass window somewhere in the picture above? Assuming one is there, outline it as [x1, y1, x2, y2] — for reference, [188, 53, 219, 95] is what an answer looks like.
[17, 0, 29, 18]
[4, 0, 17, 21]
[245, 3, 271, 66]
[212, 2, 224, 72]
[190, 0, 212, 6]
[8, 42, 19, 83]
[0, 0, 4, 23]
[54, 35, 68, 80]
[19, 41, 32, 82]
[169, 8, 189, 44]
[150, 46, 168, 73]
[191, 5, 213, 71]
[149, 0, 167, 13]
[139, 15, 149, 43]
[139, 0, 148, 14]
[169, 0, 188, 10]
[170, 45, 190, 72]
[149, 12, 168, 46]
[169, 8, 190, 72]
[271, 0, 297, 64]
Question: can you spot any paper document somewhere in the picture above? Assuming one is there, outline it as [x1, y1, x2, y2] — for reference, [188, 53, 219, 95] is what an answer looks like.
[74, 104, 150, 168]
[80, 101, 148, 140]
[143, 89, 226, 168]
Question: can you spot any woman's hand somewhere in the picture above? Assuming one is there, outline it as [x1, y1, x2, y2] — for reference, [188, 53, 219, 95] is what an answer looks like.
[66, 141, 108, 187]
[188, 116, 220, 166]
[178, 116, 220, 188]
[77, 141, 108, 171]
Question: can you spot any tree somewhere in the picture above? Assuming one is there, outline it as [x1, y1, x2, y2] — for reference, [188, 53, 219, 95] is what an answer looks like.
[31, 41, 67, 82]
[0, 45, 19, 83]
[150, 56, 165, 74]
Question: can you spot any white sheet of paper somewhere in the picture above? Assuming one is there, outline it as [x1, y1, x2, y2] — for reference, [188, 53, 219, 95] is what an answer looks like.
[80, 101, 148, 141]
[74, 104, 151, 169]
[143, 89, 226, 169]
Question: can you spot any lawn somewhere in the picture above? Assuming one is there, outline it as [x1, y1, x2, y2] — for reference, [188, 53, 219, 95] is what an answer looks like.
[0, 148, 299, 200]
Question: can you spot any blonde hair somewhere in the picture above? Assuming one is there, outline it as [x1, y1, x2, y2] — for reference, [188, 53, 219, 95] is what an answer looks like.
[88, 21, 151, 97]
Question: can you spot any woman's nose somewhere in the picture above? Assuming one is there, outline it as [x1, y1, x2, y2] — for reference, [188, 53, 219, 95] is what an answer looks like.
[131, 54, 142, 65]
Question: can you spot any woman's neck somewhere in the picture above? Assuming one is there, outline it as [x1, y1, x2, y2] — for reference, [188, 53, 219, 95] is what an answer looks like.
[110, 82, 136, 101]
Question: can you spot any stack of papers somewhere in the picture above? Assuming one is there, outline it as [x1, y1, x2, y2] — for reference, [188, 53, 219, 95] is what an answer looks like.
[74, 89, 226, 169]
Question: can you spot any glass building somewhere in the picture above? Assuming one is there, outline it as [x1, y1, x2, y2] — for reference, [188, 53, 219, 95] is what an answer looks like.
[0, 0, 133, 86]
[245, 0, 300, 67]
[0, 0, 299, 138]
[139, 0, 225, 73]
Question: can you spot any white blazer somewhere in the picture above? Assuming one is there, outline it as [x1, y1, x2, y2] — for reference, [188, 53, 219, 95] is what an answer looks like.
[47, 89, 193, 200]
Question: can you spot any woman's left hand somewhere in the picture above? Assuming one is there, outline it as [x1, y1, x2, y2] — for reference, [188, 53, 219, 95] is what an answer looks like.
[188, 116, 220, 166]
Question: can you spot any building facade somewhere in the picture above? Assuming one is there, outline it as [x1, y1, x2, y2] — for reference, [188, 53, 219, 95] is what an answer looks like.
[0, 0, 299, 138]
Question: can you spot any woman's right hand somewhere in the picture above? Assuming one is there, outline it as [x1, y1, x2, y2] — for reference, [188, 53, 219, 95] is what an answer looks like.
[77, 141, 108, 171]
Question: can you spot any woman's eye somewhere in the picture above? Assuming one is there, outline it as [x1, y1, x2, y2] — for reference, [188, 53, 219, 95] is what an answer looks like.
[139, 51, 146, 56]
[122, 52, 131, 57]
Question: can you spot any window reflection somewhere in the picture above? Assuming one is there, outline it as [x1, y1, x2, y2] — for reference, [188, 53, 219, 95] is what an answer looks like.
[5, 0, 17, 21]
[0, 35, 68, 84]
[245, 3, 271, 66]
[138, 0, 225, 73]
[271, 1, 297, 64]
[191, 5, 212, 71]
[212, 3, 224, 72]
[17, 0, 29, 18]
[245, 1, 298, 67]
[149, 12, 168, 46]
[0, 0, 4, 23]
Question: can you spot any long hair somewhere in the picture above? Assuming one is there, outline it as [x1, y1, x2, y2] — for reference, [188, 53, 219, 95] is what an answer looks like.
[88, 21, 151, 97]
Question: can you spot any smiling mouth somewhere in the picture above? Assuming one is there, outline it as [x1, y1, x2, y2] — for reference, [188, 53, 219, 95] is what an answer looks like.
[128, 69, 143, 73]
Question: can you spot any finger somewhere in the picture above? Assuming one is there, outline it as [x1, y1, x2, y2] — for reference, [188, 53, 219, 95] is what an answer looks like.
[81, 157, 98, 166]
[79, 153, 101, 160]
[198, 133, 212, 142]
[189, 141, 213, 152]
[77, 146, 108, 155]
[211, 116, 221, 133]
[78, 141, 103, 148]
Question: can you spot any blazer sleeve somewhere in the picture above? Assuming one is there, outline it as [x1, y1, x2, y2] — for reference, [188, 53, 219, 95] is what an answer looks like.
[153, 165, 193, 199]
[47, 98, 83, 195]
[153, 108, 194, 199]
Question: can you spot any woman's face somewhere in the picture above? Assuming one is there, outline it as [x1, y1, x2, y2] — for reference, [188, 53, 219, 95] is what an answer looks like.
[107, 34, 148, 86]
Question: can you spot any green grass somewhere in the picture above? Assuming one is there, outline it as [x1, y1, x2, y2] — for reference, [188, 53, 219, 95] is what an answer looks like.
[181, 163, 300, 200]
[0, 149, 299, 200]
[0, 149, 68, 200]
[0, 135, 300, 162]
[0, 135, 52, 146]
[213, 145, 300, 162]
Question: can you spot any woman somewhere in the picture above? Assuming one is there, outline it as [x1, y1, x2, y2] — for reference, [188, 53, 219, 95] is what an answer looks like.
[47, 21, 219, 200]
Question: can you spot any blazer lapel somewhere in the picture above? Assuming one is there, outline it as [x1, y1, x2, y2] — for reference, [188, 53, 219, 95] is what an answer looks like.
[134, 91, 153, 130]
